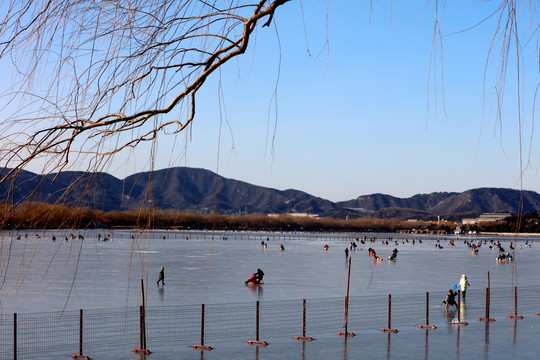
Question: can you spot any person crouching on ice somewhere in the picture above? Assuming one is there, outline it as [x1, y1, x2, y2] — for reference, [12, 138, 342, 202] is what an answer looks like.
[245, 268, 264, 284]
[443, 289, 457, 308]
[245, 273, 259, 284]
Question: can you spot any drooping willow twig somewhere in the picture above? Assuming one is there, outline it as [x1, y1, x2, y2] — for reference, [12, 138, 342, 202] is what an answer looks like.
[0, 0, 291, 184]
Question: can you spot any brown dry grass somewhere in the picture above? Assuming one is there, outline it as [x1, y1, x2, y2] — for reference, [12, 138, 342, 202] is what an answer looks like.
[0, 202, 448, 233]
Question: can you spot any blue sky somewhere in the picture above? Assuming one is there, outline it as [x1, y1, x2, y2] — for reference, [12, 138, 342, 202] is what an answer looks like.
[4, 1, 540, 202]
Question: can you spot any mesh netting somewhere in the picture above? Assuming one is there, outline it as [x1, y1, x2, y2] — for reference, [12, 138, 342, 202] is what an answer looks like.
[0, 285, 538, 359]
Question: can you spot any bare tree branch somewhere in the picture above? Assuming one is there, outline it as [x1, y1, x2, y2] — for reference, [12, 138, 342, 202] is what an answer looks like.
[0, 0, 290, 184]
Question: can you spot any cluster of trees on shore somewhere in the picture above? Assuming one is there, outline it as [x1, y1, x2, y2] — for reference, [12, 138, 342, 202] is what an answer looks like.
[0, 202, 437, 232]
[0, 202, 531, 233]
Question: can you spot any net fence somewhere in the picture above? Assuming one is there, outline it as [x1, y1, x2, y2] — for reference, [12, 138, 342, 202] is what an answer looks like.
[0, 285, 539, 359]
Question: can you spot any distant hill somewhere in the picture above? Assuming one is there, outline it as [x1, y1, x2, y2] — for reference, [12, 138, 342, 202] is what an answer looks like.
[0, 167, 339, 215]
[121, 167, 339, 215]
[1, 167, 540, 220]
[337, 188, 540, 220]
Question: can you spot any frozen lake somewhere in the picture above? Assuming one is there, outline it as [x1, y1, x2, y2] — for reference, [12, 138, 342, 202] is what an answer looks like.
[0, 229, 539, 359]
[0, 230, 537, 312]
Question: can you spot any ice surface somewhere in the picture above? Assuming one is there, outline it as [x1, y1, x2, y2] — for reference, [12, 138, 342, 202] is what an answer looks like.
[1, 230, 538, 359]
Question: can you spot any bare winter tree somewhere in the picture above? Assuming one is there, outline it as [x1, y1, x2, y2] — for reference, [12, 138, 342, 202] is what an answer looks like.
[0, 0, 290, 184]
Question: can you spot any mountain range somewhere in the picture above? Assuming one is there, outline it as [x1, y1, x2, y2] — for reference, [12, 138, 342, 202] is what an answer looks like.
[1, 167, 540, 221]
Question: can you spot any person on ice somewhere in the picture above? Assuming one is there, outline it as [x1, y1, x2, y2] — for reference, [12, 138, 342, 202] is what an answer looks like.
[157, 266, 165, 285]
[458, 274, 471, 298]
[443, 289, 457, 308]
[245, 268, 265, 284]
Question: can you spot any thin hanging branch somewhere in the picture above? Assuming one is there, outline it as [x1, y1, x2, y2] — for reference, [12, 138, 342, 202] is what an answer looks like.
[0, 0, 290, 185]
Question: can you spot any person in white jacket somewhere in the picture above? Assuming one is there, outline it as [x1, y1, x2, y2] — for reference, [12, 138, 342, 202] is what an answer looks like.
[458, 274, 471, 298]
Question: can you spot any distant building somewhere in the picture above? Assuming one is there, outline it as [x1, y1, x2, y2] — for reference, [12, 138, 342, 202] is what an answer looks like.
[267, 213, 319, 218]
[287, 213, 319, 218]
[477, 213, 512, 222]
[461, 212, 511, 225]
